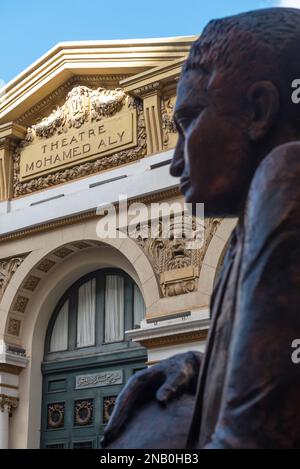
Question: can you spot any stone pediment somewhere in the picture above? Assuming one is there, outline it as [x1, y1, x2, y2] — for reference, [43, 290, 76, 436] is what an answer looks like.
[0, 38, 195, 199]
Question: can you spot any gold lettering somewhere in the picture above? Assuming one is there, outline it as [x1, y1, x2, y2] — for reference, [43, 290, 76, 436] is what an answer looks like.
[109, 136, 118, 145]
[63, 149, 72, 160]
[118, 131, 125, 142]
[98, 139, 107, 149]
[51, 141, 59, 151]
[26, 162, 34, 173]
[83, 143, 91, 154]
[70, 136, 78, 145]
[53, 155, 61, 164]
[20, 111, 136, 181]
[44, 155, 53, 167]
[73, 146, 81, 157]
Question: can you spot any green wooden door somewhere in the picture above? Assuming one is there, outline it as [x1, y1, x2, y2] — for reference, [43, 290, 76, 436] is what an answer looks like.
[41, 268, 147, 449]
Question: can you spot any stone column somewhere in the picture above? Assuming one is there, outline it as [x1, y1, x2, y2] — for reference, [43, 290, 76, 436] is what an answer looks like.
[0, 395, 18, 449]
[0, 341, 28, 449]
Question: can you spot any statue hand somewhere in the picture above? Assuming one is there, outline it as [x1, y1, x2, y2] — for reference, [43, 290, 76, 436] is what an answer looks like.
[101, 351, 202, 447]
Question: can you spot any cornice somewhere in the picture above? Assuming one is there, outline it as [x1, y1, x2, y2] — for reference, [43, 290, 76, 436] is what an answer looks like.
[131, 82, 162, 98]
[0, 187, 180, 244]
[121, 56, 189, 94]
[0, 37, 195, 124]
[138, 330, 208, 349]
[0, 363, 24, 375]
[0, 122, 27, 141]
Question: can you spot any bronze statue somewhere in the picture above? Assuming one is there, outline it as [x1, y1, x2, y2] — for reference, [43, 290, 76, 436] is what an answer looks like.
[102, 7, 300, 449]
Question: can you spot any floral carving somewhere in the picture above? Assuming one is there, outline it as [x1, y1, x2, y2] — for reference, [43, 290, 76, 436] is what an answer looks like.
[0, 256, 26, 301]
[161, 95, 178, 150]
[26, 86, 126, 140]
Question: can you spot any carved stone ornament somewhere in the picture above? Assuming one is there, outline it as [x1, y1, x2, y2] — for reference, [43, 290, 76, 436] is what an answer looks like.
[0, 394, 18, 413]
[13, 86, 146, 195]
[132, 217, 221, 296]
[161, 95, 178, 150]
[26, 86, 126, 140]
[0, 256, 26, 301]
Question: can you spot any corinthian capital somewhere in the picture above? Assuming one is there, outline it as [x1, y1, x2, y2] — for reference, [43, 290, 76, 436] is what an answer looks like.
[0, 394, 18, 413]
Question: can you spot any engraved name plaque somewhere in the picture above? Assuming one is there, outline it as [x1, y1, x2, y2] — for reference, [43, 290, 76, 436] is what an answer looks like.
[20, 111, 136, 181]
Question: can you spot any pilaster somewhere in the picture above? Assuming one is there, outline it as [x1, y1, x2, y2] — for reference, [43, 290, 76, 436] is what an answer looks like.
[134, 83, 163, 155]
[0, 123, 26, 201]
[0, 340, 27, 448]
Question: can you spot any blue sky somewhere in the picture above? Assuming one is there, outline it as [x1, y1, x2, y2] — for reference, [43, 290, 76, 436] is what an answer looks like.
[0, 0, 298, 84]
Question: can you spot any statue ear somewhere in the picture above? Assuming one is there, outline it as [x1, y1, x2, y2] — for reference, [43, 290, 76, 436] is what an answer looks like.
[247, 81, 279, 141]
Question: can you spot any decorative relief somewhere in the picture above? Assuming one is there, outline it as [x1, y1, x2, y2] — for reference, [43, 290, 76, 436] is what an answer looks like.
[133, 82, 161, 97]
[161, 95, 178, 150]
[13, 85, 146, 196]
[23, 275, 40, 292]
[72, 241, 91, 250]
[13, 296, 29, 313]
[133, 217, 221, 296]
[0, 256, 26, 301]
[16, 75, 130, 127]
[103, 396, 117, 424]
[26, 86, 126, 139]
[74, 399, 93, 426]
[47, 402, 65, 429]
[37, 259, 56, 273]
[75, 370, 123, 390]
[7, 319, 21, 336]
[53, 247, 73, 259]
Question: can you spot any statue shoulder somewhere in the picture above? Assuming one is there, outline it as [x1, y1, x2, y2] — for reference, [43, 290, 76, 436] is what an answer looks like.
[246, 142, 300, 223]
[245, 142, 300, 239]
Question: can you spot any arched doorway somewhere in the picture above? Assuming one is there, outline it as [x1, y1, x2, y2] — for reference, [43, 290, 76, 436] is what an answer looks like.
[40, 267, 147, 449]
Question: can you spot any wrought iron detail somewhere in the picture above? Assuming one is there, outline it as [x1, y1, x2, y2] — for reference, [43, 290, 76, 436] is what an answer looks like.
[74, 399, 93, 426]
[47, 402, 65, 429]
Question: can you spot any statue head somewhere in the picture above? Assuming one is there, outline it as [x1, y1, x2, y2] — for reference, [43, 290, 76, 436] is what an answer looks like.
[171, 8, 300, 216]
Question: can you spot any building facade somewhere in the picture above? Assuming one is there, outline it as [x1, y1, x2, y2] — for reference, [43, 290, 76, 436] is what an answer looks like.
[0, 38, 235, 448]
